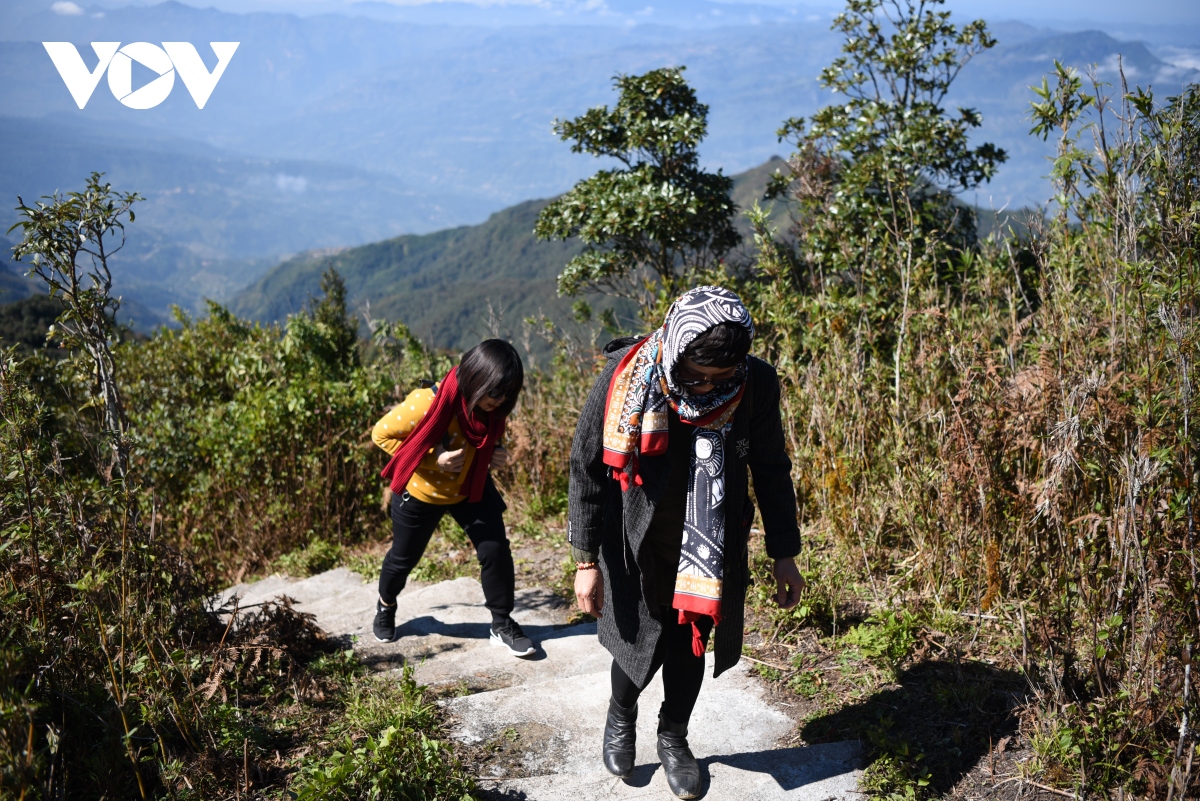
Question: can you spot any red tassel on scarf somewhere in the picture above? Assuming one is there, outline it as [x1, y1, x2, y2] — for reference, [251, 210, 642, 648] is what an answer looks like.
[611, 454, 646, 491]
[379, 366, 505, 503]
[678, 609, 721, 658]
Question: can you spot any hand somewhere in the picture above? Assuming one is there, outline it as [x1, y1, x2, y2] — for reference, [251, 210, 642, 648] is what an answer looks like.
[434, 446, 466, 472]
[574, 568, 604, 618]
[489, 447, 509, 470]
[772, 557, 805, 609]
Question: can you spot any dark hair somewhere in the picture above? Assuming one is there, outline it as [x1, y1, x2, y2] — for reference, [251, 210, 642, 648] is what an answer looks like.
[680, 322, 752, 367]
[457, 339, 524, 417]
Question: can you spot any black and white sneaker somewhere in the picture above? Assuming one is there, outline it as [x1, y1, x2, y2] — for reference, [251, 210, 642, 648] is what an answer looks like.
[490, 617, 535, 657]
[373, 599, 398, 642]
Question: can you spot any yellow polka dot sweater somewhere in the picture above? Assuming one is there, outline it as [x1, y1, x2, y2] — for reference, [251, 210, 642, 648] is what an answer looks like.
[371, 386, 477, 504]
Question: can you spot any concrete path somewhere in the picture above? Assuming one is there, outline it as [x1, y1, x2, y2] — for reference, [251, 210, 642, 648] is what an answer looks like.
[221, 569, 863, 800]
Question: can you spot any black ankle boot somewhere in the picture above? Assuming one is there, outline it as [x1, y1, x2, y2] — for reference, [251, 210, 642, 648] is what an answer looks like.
[602, 697, 638, 778]
[657, 711, 701, 799]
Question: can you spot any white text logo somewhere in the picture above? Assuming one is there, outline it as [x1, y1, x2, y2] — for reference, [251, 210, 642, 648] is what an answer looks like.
[42, 42, 240, 109]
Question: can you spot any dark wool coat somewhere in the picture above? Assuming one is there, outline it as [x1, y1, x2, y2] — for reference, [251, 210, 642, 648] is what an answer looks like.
[568, 337, 801, 687]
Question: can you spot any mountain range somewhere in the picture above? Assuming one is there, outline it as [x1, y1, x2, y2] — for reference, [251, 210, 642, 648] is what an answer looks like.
[225, 156, 1035, 355]
[0, 1, 1195, 327]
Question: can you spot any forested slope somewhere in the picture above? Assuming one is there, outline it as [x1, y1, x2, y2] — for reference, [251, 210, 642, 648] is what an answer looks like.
[229, 156, 1024, 351]
[229, 198, 589, 349]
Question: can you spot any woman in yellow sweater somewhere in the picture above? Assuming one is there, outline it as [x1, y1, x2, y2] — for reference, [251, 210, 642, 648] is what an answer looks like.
[370, 339, 534, 657]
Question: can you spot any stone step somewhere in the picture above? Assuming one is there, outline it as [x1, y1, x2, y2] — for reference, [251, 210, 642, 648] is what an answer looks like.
[221, 570, 863, 799]
[446, 656, 862, 799]
[486, 741, 862, 800]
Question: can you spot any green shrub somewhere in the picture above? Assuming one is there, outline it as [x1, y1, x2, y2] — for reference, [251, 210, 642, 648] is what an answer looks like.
[842, 611, 920, 672]
[121, 270, 440, 577]
[291, 668, 473, 801]
[860, 751, 931, 801]
[277, 538, 346, 577]
[754, 663, 783, 682]
[788, 669, 823, 699]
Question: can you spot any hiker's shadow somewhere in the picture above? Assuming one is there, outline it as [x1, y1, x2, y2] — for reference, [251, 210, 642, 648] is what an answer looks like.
[403, 614, 582, 644]
[359, 615, 584, 666]
[606, 740, 858, 796]
[802, 659, 1026, 795]
[396, 615, 490, 641]
[617, 660, 1021, 798]
[702, 741, 862, 791]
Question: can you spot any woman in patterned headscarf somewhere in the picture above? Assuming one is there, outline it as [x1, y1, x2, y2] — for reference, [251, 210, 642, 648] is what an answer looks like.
[568, 286, 805, 799]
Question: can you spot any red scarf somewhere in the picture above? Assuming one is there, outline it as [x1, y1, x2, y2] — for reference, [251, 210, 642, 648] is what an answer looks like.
[379, 367, 505, 503]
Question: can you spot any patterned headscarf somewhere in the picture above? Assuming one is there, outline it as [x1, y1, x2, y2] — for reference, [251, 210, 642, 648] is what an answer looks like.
[601, 286, 754, 654]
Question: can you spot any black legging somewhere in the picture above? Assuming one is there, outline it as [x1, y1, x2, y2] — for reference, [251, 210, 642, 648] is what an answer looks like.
[377, 477, 515, 624]
[610, 608, 714, 725]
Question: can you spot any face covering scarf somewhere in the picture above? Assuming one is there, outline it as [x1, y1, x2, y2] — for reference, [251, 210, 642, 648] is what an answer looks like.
[601, 286, 755, 655]
[379, 366, 505, 504]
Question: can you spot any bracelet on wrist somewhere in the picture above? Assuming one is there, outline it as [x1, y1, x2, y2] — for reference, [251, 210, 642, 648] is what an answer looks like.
[575, 561, 598, 571]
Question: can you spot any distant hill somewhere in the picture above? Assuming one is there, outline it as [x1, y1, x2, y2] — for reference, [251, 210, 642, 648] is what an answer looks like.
[1, 232, 59, 352]
[230, 160, 792, 350]
[0, 268, 36, 304]
[230, 197, 593, 351]
[228, 157, 1033, 352]
[0, 232, 180, 333]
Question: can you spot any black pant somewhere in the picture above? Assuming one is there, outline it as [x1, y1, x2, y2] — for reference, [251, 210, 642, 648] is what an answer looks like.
[610, 607, 714, 725]
[377, 477, 515, 624]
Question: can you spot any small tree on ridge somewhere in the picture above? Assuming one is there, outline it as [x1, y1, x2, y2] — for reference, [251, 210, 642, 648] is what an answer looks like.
[535, 67, 741, 307]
